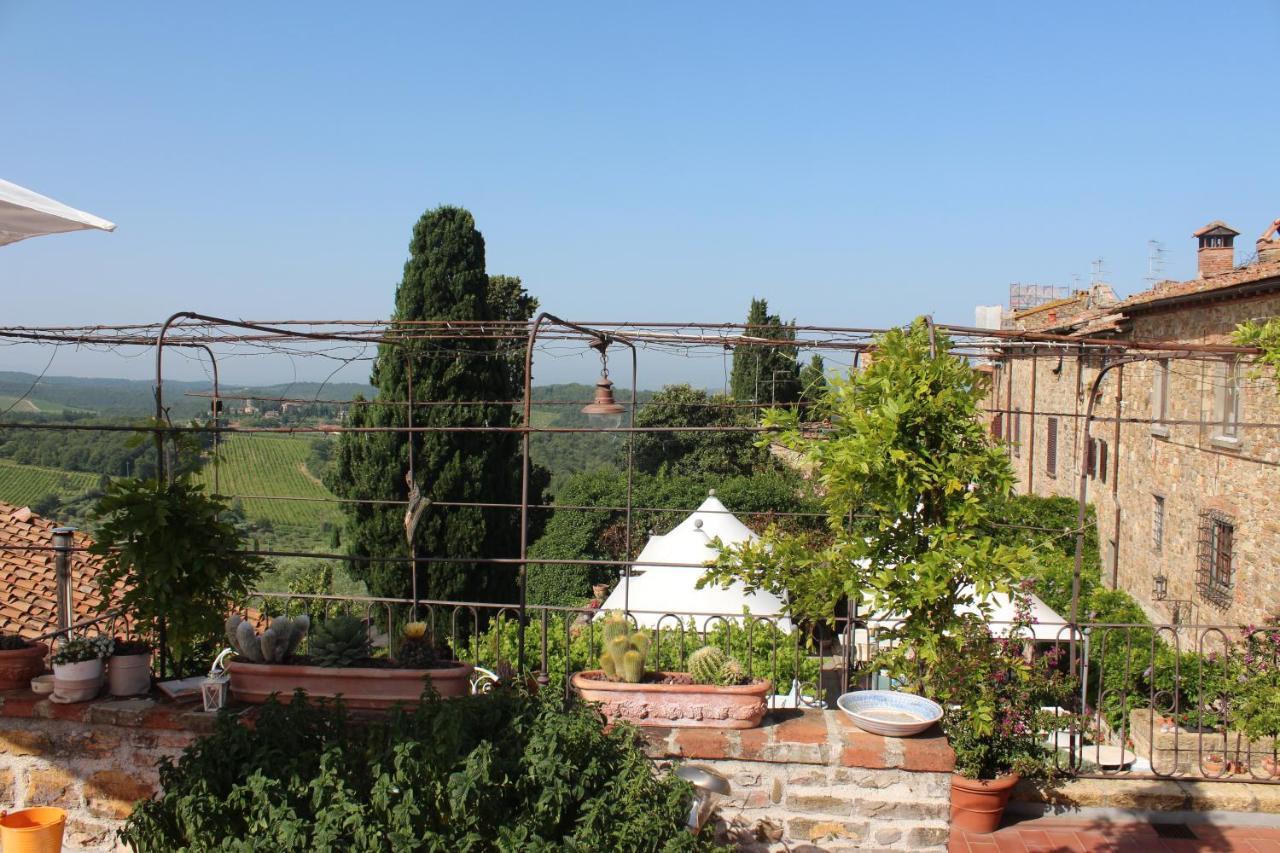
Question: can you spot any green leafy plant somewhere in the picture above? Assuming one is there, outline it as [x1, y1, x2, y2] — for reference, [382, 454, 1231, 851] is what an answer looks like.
[0, 633, 30, 651]
[393, 621, 438, 669]
[91, 475, 264, 675]
[687, 646, 747, 686]
[120, 688, 717, 851]
[598, 612, 649, 682]
[1228, 623, 1280, 744]
[309, 615, 371, 668]
[51, 635, 113, 666]
[225, 614, 309, 664]
[111, 638, 152, 657]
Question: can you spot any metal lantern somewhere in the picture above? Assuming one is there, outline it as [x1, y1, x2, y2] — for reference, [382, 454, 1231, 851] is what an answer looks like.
[581, 339, 625, 427]
[675, 764, 730, 833]
[201, 648, 234, 712]
[1153, 573, 1168, 601]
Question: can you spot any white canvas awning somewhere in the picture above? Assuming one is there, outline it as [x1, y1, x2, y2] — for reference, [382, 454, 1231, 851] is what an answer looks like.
[862, 585, 1068, 643]
[0, 178, 116, 246]
[600, 492, 792, 631]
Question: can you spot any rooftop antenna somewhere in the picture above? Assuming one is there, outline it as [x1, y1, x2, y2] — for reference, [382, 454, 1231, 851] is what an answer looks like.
[1145, 240, 1168, 284]
[1090, 258, 1107, 285]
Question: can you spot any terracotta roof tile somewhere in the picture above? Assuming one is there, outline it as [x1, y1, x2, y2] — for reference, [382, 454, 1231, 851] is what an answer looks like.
[0, 501, 117, 642]
[1115, 259, 1280, 311]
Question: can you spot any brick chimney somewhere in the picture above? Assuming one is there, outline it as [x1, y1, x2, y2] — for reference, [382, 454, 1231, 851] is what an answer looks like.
[1193, 221, 1239, 277]
[1258, 218, 1280, 264]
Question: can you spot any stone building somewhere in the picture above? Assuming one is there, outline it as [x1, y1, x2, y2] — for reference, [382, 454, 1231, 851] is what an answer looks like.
[986, 219, 1280, 627]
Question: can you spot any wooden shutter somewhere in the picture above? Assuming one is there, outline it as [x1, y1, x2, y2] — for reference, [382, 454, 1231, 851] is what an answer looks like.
[1046, 418, 1058, 477]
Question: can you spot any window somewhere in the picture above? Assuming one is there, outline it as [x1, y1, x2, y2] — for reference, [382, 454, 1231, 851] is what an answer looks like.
[1085, 437, 1107, 481]
[1213, 360, 1241, 442]
[1046, 417, 1058, 478]
[1152, 495, 1164, 553]
[1013, 407, 1022, 457]
[1099, 439, 1108, 484]
[1151, 359, 1169, 434]
[991, 412, 1003, 441]
[1197, 510, 1235, 606]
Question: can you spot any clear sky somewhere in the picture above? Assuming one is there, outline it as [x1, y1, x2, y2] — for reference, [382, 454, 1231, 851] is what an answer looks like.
[2, 2, 1277, 388]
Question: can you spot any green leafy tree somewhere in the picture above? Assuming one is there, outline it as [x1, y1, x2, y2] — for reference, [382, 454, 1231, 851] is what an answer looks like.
[729, 297, 800, 405]
[629, 384, 767, 478]
[706, 319, 1030, 692]
[798, 354, 827, 416]
[329, 207, 538, 603]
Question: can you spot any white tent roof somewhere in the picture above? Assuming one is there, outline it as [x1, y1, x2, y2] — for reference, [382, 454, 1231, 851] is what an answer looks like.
[864, 585, 1068, 642]
[0, 178, 116, 246]
[600, 492, 792, 631]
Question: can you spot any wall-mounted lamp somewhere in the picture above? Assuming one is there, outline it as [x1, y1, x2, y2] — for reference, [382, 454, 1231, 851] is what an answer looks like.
[675, 764, 730, 833]
[1153, 573, 1168, 601]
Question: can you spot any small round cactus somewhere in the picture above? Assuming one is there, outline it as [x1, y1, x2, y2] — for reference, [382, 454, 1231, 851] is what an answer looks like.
[688, 646, 727, 686]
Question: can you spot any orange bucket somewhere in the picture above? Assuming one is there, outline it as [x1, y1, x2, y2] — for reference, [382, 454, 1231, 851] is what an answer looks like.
[0, 807, 66, 853]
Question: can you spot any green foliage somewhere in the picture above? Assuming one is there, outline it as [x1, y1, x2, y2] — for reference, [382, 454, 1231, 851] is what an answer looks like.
[226, 614, 309, 664]
[51, 635, 113, 665]
[0, 633, 29, 651]
[1231, 624, 1280, 741]
[528, 467, 819, 607]
[120, 689, 716, 852]
[330, 206, 538, 604]
[797, 354, 827, 415]
[707, 319, 1029, 688]
[0, 459, 100, 513]
[598, 612, 649, 682]
[309, 615, 372, 668]
[729, 298, 800, 405]
[90, 476, 264, 674]
[1233, 319, 1280, 384]
[197, 435, 341, 531]
[630, 384, 768, 479]
[686, 645, 747, 686]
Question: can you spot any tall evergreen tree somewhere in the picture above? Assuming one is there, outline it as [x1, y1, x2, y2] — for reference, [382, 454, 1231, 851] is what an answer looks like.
[798, 354, 827, 416]
[329, 207, 538, 603]
[729, 298, 800, 406]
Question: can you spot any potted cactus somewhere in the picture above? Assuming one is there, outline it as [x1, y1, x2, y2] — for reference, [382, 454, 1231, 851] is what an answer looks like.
[107, 638, 154, 697]
[0, 633, 48, 691]
[570, 613, 771, 729]
[226, 615, 473, 709]
[51, 635, 113, 702]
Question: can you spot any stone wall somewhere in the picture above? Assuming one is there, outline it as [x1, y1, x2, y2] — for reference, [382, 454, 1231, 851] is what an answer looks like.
[641, 710, 955, 851]
[0, 690, 211, 852]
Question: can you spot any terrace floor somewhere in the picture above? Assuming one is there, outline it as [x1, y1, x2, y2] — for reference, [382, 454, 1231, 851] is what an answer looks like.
[949, 816, 1280, 852]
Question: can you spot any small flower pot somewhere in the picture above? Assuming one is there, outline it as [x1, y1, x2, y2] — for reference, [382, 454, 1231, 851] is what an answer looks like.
[571, 671, 771, 729]
[950, 773, 1020, 834]
[107, 652, 152, 697]
[0, 642, 47, 691]
[52, 658, 104, 703]
[1201, 755, 1226, 776]
[1262, 756, 1279, 779]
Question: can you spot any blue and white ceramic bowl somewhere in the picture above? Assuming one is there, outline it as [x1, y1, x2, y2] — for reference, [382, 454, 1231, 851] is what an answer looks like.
[836, 690, 943, 737]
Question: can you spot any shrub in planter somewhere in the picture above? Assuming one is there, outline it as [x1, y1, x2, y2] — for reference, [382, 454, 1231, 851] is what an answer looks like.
[51, 635, 113, 702]
[107, 638, 153, 697]
[121, 688, 717, 851]
[0, 633, 47, 690]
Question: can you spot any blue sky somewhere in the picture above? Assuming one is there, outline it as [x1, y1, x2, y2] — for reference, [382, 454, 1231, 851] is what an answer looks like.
[2, 2, 1277, 388]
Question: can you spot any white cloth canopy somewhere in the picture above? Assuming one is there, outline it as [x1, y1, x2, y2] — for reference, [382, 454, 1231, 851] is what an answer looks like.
[600, 492, 792, 631]
[0, 178, 116, 246]
[863, 585, 1068, 643]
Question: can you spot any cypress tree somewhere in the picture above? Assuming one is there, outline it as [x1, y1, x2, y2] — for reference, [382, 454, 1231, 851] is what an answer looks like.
[329, 206, 538, 603]
[729, 297, 800, 406]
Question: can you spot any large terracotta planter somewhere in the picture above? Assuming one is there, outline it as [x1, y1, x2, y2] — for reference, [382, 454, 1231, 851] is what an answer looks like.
[228, 660, 475, 709]
[571, 670, 771, 729]
[0, 643, 47, 690]
[950, 773, 1020, 833]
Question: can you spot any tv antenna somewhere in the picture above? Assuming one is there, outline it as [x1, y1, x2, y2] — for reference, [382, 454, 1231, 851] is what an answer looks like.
[1145, 239, 1168, 284]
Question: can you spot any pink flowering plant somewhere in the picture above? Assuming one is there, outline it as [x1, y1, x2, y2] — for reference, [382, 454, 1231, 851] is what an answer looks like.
[930, 585, 1076, 781]
[1229, 622, 1280, 745]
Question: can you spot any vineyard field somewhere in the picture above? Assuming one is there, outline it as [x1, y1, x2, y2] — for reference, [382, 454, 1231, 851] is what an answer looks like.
[0, 460, 99, 508]
[197, 435, 341, 534]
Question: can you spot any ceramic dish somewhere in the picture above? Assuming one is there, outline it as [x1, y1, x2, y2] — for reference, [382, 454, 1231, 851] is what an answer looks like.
[30, 674, 54, 695]
[836, 690, 943, 737]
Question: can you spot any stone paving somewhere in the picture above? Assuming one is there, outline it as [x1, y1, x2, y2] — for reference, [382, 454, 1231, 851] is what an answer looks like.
[949, 816, 1280, 852]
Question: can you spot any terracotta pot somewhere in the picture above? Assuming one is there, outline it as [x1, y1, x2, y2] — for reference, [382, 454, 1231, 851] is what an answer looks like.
[1201, 755, 1226, 776]
[52, 659, 104, 703]
[950, 773, 1020, 834]
[107, 652, 152, 697]
[570, 670, 771, 729]
[1263, 756, 1279, 778]
[0, 643, 47, 690]
[228, 660, 475, 709]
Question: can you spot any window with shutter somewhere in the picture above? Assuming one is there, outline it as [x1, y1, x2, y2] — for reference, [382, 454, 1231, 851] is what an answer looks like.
[1046, 418, 1058, 478]
[1099, 440, 1108, 484]
[1197, 510, 1235, 606]
[1013, 407, 1021, 457]
[991, 412, 1003, 441]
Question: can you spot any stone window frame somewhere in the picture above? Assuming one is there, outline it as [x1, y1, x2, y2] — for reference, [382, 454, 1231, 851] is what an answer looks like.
[1150, 359, 1170, 439]
[1196, 509, 1235, 608]
[1013, 407, 1021, 457]
[1152, 494, 1165, 554]
[1210, 358, 1243, 450]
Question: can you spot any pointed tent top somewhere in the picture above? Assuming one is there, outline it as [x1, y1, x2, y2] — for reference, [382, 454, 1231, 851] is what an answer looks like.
[0, 178, 116, 247]
[667, 494, 756, 545]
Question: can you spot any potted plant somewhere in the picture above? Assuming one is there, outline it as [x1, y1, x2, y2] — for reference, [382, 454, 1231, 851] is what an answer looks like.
[226, 616, 475, 709]
[0, 633, 48, 691]
[91, 475, 265, 677]
[933, 593, 1073, 833]
[570, 613, 770, 729]
[1230, 622, 1280, 779]
[106, 638, 153, 697]
[51, 635, 113, 702]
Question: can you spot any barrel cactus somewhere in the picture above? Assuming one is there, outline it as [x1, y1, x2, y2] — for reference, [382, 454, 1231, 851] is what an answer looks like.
[225, 614, 309, 664]
[394, 621, 437, 669]
[688, 645, 748, 686]
[598, 612, 649, 683]
[309, 615, 371, 668]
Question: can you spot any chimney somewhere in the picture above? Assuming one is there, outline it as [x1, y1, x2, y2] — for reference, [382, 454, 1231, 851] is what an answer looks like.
[1258, 218, 1280, 264]
[1193, 221, 1239, 277]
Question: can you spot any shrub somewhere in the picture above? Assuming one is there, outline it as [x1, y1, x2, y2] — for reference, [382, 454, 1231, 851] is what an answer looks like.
[121, 689, 717, 851]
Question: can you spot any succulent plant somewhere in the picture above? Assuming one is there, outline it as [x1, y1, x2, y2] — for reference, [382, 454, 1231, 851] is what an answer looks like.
[309, 615, 371, 668]
[225, 614, 309, 664]
[597, 612, 649, 683]
[0, 633, 29, 651]
[688, 645, 747, 686]
[394, 622, 437, 669]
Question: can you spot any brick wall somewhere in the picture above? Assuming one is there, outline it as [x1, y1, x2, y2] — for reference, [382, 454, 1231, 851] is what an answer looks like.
[0, 691, 211, 852]
[641, 710, 955, 851]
